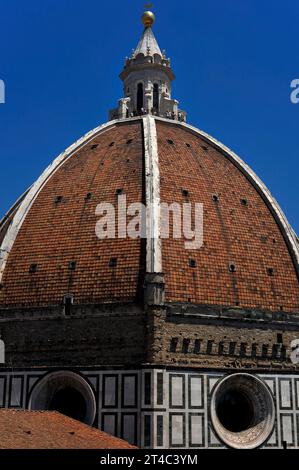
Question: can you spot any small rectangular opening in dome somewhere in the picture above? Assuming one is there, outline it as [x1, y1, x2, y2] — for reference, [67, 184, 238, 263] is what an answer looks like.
[68, 261, 77, 271]
[55, 196, 63, 204]
[109, 258, 117, 268]
[229, 263, 236, 273]
[29, 264, 38, 274]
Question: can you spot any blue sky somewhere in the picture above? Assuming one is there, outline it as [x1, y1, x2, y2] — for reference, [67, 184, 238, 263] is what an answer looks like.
[0, 0, 298, 234]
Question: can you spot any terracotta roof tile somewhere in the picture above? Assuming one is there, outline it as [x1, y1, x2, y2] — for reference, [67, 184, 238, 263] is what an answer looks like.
[0, 119, 298, 312]
[0, 409, 136, 449]
[0, 121, 145, 308]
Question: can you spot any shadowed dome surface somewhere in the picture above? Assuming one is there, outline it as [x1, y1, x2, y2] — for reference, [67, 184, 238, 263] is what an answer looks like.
[0, 117, 298, 312]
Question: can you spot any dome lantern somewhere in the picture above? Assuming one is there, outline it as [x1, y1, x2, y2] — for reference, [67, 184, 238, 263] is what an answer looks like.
[109, 8, 187, 122]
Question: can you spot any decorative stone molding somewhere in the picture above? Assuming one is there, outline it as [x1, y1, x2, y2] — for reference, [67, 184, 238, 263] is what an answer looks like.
[210, 373, 275, 449]
[28, 370, 96, 425]
[143, 115, 162, 274]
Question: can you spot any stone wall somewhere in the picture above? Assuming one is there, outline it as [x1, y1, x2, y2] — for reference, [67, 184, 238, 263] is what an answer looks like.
[0, 303, 146, 367]
[147, 304, 299, 372]
[2, 300, 299, 371]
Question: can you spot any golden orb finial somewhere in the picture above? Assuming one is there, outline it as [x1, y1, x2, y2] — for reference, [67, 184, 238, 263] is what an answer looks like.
[142, 10, 155, 28]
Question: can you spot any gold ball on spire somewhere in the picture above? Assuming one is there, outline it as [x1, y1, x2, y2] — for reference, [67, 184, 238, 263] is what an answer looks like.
[142, 10, 155, 28]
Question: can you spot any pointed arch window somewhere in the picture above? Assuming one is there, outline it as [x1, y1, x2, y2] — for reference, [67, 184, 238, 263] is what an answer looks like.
[153, 83, 159, 113]
[137, 83, 144, 112]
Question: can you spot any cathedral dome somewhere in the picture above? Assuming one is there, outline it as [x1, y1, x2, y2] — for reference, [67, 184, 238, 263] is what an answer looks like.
[0, 115, 298, 313]
[0, 8, 299, 330]
[1, 8, 299, 450]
